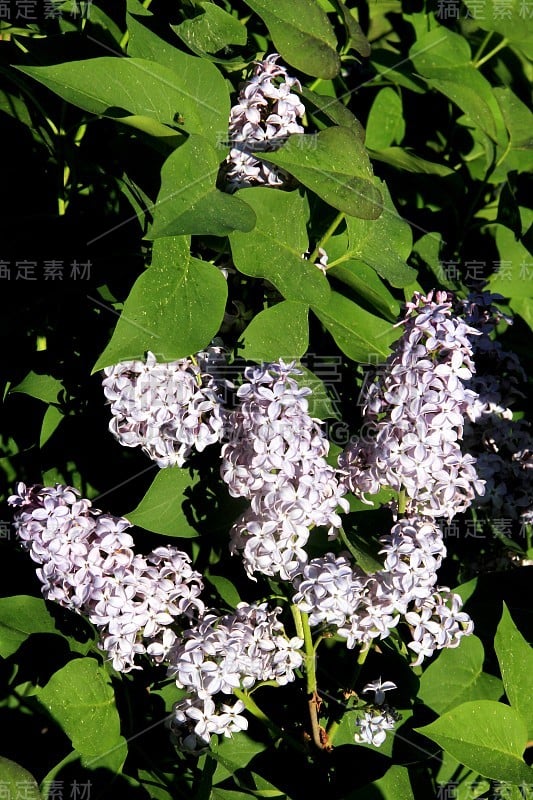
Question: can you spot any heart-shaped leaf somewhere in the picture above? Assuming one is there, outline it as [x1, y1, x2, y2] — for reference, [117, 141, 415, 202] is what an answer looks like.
[261, 127, 382, 219]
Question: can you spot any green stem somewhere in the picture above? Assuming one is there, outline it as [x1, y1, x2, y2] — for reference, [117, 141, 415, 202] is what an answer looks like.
[398, 489, 407, 516]
[327, 644, 370, 745]
[120, 0, 153, 49]
[473, 37, 509, 68]
[308, 78, 322, 92]
[297, 608, 332, 750]
[309, 211, 346, 265]
[472, 30, 493, 65]
[291, 603, 305, 640]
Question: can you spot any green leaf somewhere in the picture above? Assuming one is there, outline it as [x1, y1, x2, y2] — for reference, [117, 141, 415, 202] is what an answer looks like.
[92, 236, 228, 371]
[242, 0, 340, 78]
[334, 0, 371, 58]
[495, 603, 533, 737]
[418, 635, 503, 715]
[148, 135, 256, 238]
[416, 700, 533, 785]
[293, 363, 341, 420]
[487, 224, 533, 298]
[365, 88, 405, 150]
[125, 467, 200, 537]
[462, 0, 533, 59]
[371, 48, 426, 94]
[413, 232, 457, 290]
[212, 790, 257, 800]
[326, 180, 414, 288]
[10, 372, 63, 404]
[0, 757, 41, 800]
[173, 2, 247, 53]
[410, 28, 508, 146]
[229, 188, 330, 306]
[327, 260, 400, 321]
[40, 742, 128, 793]
[350, 765, 415, 799]
[509, 296, 533, 332]
[259, 128, 383, 219]
[38, 658, 126, 762]
[0, 596, 73, 658]
[369, 147, 456, 177]
[240, 301, 309, 362]
[17, 54, 228, 147]
[312, 290, 398, 361]
[491, 88, 533, 180]
[211, 733, 266, 783]
[204, 573, 241, 609]
[40, 405, 64, 448]
[334, 706, 413, 755]
[300, 86, 365, 136]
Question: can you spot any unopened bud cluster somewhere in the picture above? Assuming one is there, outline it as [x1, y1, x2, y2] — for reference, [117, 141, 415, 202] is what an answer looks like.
[8, 483, 204, 672]
[102, 348, 226, 468]
[222, 53, 305, 191]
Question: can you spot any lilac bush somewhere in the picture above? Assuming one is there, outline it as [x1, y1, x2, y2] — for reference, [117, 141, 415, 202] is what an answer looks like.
[2, 5, 532, 796]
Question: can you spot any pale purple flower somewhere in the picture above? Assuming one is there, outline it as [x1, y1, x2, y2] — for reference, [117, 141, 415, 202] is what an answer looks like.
[8, 483, 204, 672]
[222, 361, 348, 580]
[340, 290, 485, 519]
[362, 678, 397, 706]
[354, 706, 400, 747]
[222, 54, 305, 191]
[102, 349, 227, 468]
[167, 602, 303, 697]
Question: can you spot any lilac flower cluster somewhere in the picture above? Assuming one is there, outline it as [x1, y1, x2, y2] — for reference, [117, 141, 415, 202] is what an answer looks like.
[102, 349, 226, 468]
[222, 54, 305, 191]
[8, 483, 204, 672]
[168, 603, 303, 752]
[459, 292, 533, 523]
[221, 361, 349, 580]
[354, 707, 400, 747]
[170, 696, 248, 754]
[292, 517, 472, 666]
[340, 290, 485, 519]
[352, 679, 400, 747]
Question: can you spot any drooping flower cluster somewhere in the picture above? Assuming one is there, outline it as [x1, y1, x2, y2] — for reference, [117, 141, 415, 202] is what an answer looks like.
[222, 53, 305, 191]
[168, 603, 303, 752]
[292, 516, 472, 666]
[459, 292, 533, 523]
[221, 361, 349, 580]
[102, 348, 227, 468]
[340, 290, 485, 519]
[8, 483, 204, 672]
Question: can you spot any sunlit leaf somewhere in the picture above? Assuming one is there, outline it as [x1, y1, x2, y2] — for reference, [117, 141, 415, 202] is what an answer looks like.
[38, 658, 126, 762]
[260, 127, 382, 219]
[240, 301, 309, 362]
[242, 0, 340, 78]
[125, 467, 200, 537]
[93, 236, 228, 371]
[416, 701, 533, 784]
[149, 135, 256, 238]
